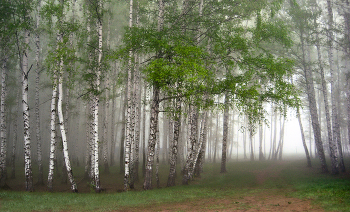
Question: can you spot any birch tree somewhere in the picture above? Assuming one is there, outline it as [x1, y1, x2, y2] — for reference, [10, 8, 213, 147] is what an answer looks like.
[34, 0, 43, 185]
[124, 0, 134, 191]
[326, 0, 346, 173]
[22, 26, 33, 192]
[0, 56, 8, 188]
[43, 0, 79, 192]
[47, 73, 58, 191]
[289, 0, 328, 173]
[297, 107, 312, 167]
[57, 63, 78, 192]
[143, 0, 164, 190]
[221, 93, 229, 173]
[167, 98, 181, 187]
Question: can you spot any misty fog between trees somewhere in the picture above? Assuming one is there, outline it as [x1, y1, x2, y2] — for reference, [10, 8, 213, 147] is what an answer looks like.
[0, 0, 350, 193]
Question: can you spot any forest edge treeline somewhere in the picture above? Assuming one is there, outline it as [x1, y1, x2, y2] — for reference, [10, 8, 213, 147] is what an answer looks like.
[0, 0, 349, 193]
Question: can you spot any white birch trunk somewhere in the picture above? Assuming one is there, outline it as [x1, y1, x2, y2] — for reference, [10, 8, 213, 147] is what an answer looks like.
[57, 72, 78, 192]
[193, 110, 207, 177]
[155, 125, 160, 188]
[109, 84, 116, 166]
[297, 108, 312, 167]
[23, 29, 33, 192]
[0, 56, 8, 187]
[313, 9, 335, 172]
[35, 0, 43, 184]
[142, 84, 147, 177]
[102, 81, 109, 174]
[92, 1, 103, 191]
[125, 0, 133, 191]
[133, 11, 141, 182]
[300, 27, 328, 173]
[326, 0, 340, 174]
[47, 73, 58, 191]
[221, 93, 229, 173]
[182, 105, 198, 184]
[84, 102, 91, 179]
[11, 89, 20, 179]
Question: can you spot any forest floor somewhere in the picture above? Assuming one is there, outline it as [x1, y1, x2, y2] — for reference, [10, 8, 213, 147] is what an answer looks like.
[119, 161, 324, 212]
[1, 159, 349, 211]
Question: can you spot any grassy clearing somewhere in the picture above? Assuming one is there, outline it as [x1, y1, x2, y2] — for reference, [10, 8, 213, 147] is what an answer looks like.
[0, 159, 349, 211]
[280, 160, 350, 212]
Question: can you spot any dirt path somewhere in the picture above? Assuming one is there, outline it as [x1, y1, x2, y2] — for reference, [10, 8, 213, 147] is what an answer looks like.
[251, 160, 290, 186]
[118, 161, 324, 212]
[120, 193, 324, 212]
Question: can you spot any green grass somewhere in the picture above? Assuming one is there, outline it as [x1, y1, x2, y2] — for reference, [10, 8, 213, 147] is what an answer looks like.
[0, 159, 349, 211]
[279, 159, 350, 212]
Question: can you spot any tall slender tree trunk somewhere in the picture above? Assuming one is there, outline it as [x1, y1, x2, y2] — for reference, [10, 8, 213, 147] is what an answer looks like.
[48, 74, 58, 191]
[84, 102, 91, 180]
[155, 125, 160, 188]
[182, 105, 198, 185]
[102, 0, 111, 174]
[124, 0, 134, 191]
[11, 89, 20, 179]
[278, 115, 285, 160]
[133, 3, 141, 183]
[0, 56, 8, 188]
[258, 121, 264, 161]
[143, 86, 160, 190]
[35, 0, 43, 185]
[268, 109, 273, 160]
[143, 0, 163, 190]
[325, 0, 341, 174]
[196, 110, 208, 176]
[243, 115, 247, 159]
[343, 0, 350, 148]
[221, 93, 229, 173]
[313, 7, 337, 173]
[23, 28, 33, 192]
[109, 83, 116, 166]
[249, 131, 254, 161]
[213, 113, 219, 162]
[57, 60, 78, 192]
[300, 29, 328, 173]
[162, 113, 169, 164]
[119, 87, 127, 174]
[92, 2, 103, 191]
[102, 82, 109, 174]
[142, 84, 147, 177]
[167, 98, 181, 187]
[335, 51, 345, 172]
[297, 108, 312, 167]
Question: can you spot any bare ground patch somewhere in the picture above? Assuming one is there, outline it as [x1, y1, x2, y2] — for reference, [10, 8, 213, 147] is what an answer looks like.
[117, 161, 324, 212]
[119, 192, 323, 212]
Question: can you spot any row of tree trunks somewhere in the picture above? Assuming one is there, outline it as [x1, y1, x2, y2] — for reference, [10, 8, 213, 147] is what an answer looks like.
[344, 0, 350, 149]
[296, 3, 328, 173]
[312, 2, 337, 174]
[326, 0, 346, 173]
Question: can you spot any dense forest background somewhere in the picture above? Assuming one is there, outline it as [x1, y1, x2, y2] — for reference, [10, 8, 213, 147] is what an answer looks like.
[0, 0, 349, 193]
